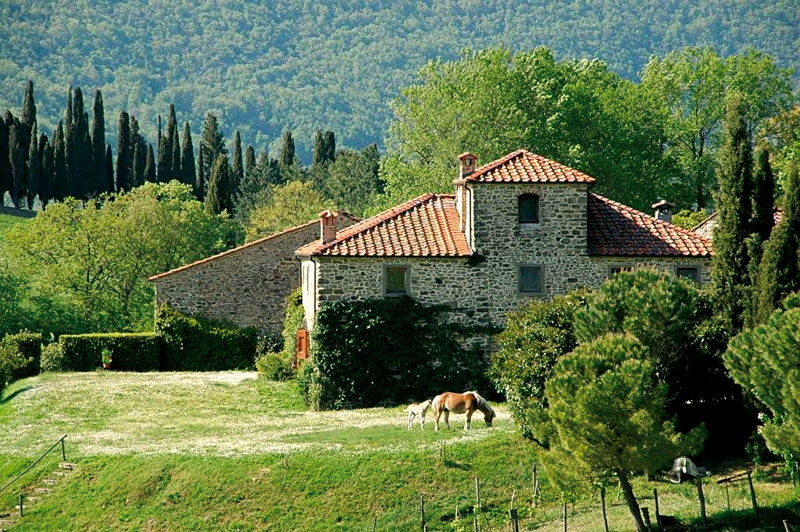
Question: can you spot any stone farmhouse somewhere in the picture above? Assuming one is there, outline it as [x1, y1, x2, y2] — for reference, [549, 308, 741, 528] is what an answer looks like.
[296, 149, 713, 335]
[150, 149, 714, 349]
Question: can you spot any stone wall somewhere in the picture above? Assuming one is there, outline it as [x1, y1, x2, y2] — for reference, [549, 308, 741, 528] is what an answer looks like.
[302, 184, 711, 330]
[152, 216, 356, 334]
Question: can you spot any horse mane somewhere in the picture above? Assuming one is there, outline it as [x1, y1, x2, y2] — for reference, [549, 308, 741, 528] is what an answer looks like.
[468, 391, 494, 414]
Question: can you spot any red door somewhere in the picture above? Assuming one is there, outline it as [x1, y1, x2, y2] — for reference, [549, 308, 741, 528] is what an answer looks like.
[296, 329, 309, 365]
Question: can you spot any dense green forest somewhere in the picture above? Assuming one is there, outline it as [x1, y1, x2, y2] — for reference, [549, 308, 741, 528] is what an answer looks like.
[1, 0, 797, 159]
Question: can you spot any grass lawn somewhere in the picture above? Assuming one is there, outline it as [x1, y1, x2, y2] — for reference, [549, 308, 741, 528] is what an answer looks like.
[1, 372, 798, 531]
[0, 212, 27, 245]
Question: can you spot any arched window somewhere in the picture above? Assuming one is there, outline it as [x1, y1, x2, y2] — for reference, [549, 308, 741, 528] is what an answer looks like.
[518, 194, 539, 224]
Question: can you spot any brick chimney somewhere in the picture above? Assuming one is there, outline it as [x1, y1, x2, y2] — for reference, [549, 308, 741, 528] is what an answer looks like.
[652, 200, 675, 223]
[458, 152, 478, 180]
[319, 210, 338, 244]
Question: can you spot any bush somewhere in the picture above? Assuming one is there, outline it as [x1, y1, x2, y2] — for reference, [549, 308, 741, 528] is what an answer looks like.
[489, 290, 587, 444]
[281, 288, 305, 360]
[41, 342, 66, 372]
[0, 332, 43, 380]
[297, 358, 322, 410]
[59, 333, 162, 372]
[155, 305, 257, 371]
[307, 297, 493, 410]
[255, 353, 294, 381]
[256, 331, 283, 357]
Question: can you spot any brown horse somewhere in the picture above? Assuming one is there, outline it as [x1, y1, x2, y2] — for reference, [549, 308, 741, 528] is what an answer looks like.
[431, 391, 495, 431]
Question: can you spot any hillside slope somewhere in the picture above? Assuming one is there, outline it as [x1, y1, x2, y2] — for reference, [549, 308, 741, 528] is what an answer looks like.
[1, 0, 798, 158]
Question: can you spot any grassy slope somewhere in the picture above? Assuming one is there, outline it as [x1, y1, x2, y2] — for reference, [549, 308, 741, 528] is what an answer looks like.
[0, 373, 797, 531]
[0, 213, 26, 238]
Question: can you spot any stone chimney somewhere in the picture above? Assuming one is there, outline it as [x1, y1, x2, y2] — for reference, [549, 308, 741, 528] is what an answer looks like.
[458, 152, 478, 180]
[319, 210, 338, 244]
[652, 200, 675, 223]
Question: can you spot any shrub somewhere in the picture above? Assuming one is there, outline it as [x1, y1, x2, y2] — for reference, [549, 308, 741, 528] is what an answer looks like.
[0, 332, 43, 380]
[489, 290, 587, 445]
[307, 297, 493, 410]
[155, 305, 257, 371]
[41, 342, 66, 372]
[59, 333, 162, 372]
[281, 288, 305, 360]
[256, 331, 283, 357]
[297, 358, 323, 410]
[255, 353, 294, 381]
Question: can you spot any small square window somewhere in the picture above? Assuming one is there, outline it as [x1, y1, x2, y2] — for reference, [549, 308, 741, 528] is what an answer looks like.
[519, 265, 543, 294]
[677, 267, 699, 284]
[384, 266, 408, 296]
[518, 194, 540, 224]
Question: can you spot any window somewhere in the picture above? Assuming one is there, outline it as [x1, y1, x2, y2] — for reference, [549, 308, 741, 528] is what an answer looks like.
[384, 265, 409, 296]
[518, 194, 540, 224]
[677, 267, 699, 284]
[519, 265, 543, 294]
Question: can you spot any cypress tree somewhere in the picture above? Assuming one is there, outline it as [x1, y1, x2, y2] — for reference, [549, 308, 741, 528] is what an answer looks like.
[323, 130, 335, 163]
[25, 122, 40, 209]
[166, 104, 178, 180]
[79, 121, 92, 198]
[200, 112, 226, 180]
[116, 111, 134, 191]
[52, 120, 66, 201]
[8, 117, 26, 208]
[205, 154, 231, 215]
[65, 87, 73, 131]
[244, 145, 255, 178]
[105, 145, 114, 192]
[0, 115, 9, 205]
[755, 164, 800, 321]
[712, 96, 753, 334]
[751, 145, 775, 242]
[40, 135, 53, 207]
[196, 149, 205, 201]
[312, 129, 325, 167]
[132, 142, 144, 188]
[157, 133, 170, 182]
[280, 131, 295, 167]
[72, 88, 92, 197]
[21, 80, 36, 128]
[180, 122, 195, 189]
[232, 130, 243, 201]
[144, 144, 156, 183]
[91, 90, 108, 193]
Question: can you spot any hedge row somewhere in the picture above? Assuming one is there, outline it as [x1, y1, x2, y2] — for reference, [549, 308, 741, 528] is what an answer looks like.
[58, 333, 162, 372]
[2, 332, 43, 380]
[155, 305, 257, 371]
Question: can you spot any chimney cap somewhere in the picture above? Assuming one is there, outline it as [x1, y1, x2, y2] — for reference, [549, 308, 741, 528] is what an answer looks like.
[651, 200, 674, 210]
[318, 209, 337, 218]
[458, 152, 478, 161]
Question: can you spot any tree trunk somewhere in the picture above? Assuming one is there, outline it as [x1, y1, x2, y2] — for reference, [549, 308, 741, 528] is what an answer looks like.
[616, 470, 647, 532]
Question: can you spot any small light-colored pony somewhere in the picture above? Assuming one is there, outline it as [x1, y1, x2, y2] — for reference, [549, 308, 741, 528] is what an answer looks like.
[431, 391, 495, 431]
[406, 399, 432, 430]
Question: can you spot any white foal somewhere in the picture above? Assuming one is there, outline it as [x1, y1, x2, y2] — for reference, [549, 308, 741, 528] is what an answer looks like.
[406, 399, 432, 430]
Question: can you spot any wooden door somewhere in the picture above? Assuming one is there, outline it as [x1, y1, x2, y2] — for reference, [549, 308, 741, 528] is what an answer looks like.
[296, 329, 309, 365]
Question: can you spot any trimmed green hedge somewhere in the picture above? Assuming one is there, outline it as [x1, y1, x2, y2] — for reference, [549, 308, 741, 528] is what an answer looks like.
[59, 333, 162, 372]
[304, 297, 494, 410]
[1, 332, 43, 380]
[155, 305, 257, 371]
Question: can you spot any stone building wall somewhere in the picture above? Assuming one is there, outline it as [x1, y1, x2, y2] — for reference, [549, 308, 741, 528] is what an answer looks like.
[152, 216, 356, 334]
[302, 184, 711, 330]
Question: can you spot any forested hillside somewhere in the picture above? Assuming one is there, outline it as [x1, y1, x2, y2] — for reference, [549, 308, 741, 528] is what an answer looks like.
[1, 0, 797, 159]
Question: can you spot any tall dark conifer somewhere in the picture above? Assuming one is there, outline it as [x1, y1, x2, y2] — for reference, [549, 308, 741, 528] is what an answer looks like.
[196, 150, 205, 201]
[231, 130, 243, 202]
[170, 107, 181, 180]
[116, 111, 134, 191]
[72, 88, 92, 198]
[280, 131, 295, 167]
[712, 96, 754, 334]
[751, 146, 775, 242]
[200, 113, 226, 181]
[312, 129, 325, 167]
[145, 144, 156, 183]
[8, 116, 26, 208]
[323, 130, 335, 163]
[130, 116, 147, 187]
[64, 89, 75, 193]
[91, 90, 108, 193]
[205, 154, 231, 215]
[52, 120, 66, 201]
[244, 145, 256, 178]
[40, 135, 53, 206]
[21, 80, 36, 128]
[25, 122, 40, 208]
[180, 122, 195, 189]
[0, 115, 9, 205]
[157, 133, 170, 182]
[105, 145, 114, 192]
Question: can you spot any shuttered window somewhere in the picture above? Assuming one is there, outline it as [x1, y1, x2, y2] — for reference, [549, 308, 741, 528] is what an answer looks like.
[518, 194, 540, 224]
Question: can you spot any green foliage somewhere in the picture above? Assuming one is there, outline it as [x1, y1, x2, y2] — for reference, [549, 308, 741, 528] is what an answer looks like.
[751, 145, 776, 242]
[724, 294, 800, 464]
[5, 182, 238, 333]
[58, 333, 162, 372]
[40, 341, 65, 372]
[280, 288, 305, 361]
[307, 297, 491, 410]
[323, 145, 383, 217]
[0, 332, 42, 380]
[672, 209, 710, 230]
[712, 96, 755, 334]
[544, 333, 705, 531]
[255, 353, 294, 381]
[244, 181, 333, 241]
[155, 305, 257, 371]
[489, 290, 588, 444]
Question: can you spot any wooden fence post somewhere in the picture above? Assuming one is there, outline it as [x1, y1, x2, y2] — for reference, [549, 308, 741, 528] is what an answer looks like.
[420, 495, 426, 532]
[510, 508, 520, 532]
[725, 482, 731, 512]
[747, 470, 759, 515]
[653, 488, 661, 529]
[563, 501, 568, 532]
[474, 515, 479, 532]
[642, 507, 652, 531]
[600, 487, 609, 532]
[695, 478, 707, 523]
[475, 476, 481, 512]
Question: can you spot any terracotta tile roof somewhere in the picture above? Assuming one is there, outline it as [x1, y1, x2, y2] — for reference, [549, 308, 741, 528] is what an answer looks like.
[296, 194, 472, 258]
[149, 213, 359, 281]
[588, 194, 713, 257]
[456, 149, 597, 184]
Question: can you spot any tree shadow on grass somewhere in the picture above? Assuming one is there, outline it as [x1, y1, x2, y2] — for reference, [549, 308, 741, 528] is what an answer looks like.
[1, 386, 33, 404]
[680, 500, 800, 530]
